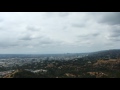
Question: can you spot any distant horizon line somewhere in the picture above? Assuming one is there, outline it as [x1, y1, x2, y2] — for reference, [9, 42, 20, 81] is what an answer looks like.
[0, 49, 120, 55]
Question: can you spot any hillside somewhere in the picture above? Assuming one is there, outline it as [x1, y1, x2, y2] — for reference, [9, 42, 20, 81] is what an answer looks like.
[90, 49, 120, 57]
[3, 69, 39, 78]
[3, 58, 120, 78]
[2, 49, 120, 78]
[85, 49, 120, 60]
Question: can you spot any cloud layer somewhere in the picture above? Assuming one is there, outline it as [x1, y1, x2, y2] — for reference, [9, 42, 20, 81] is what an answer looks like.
[0, 12, 120, 54]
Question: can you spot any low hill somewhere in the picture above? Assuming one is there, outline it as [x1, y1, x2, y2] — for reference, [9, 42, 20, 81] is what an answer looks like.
[3, 69, 39, 78]
[87, 49, 120, 60]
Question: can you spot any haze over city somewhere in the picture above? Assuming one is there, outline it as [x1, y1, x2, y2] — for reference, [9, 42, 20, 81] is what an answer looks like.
[0, 12, 120, 54]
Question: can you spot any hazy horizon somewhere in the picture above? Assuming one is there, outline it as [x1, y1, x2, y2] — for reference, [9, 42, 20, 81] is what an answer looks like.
[0, 48, 120, 54]
[0, 12, 120, 54]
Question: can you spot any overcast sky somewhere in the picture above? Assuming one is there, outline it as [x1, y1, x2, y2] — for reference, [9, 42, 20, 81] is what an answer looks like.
[0, 12, 120, 54]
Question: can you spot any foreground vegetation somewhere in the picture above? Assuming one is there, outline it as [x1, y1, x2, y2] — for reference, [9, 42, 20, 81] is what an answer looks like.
[2, 58, 120, 78]
[2, 49, 120, 78]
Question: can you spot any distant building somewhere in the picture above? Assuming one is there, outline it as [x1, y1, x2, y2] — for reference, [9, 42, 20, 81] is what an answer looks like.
[33, 69, 47, 73]
[88, 61, 91, 64]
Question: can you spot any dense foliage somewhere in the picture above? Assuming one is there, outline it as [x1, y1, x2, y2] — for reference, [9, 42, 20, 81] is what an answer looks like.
[2, 49, 120, 78]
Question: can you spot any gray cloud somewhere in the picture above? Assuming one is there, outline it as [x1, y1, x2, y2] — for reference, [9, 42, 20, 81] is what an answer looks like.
[0, 27, 3, 30]
[20, 35, 33, 40]
[27, 26, 40, 31]
[0, 12, 120, 54]
[109, 26, 120, 37]
[38, 37, 63, 46]
[62, 26, 67, 30]
[0, 19, 3, 22]
[40, 41, 52, 44]
[77, 33, 100, 39]
[75, 33, 100, 46]
[92, 33, 99, 37]
[110, 33, 120, 38]
[72, 23, 86, 28]
[99, 12, 120, 25]
[19, 33, 61, 47]
[19, 28, 42, 41]
[107, 26, 120, 42]
[19, 33, 35, 41]
[0, 42, 19, 49]
[39, 40, 53, 45]
[45, 12, 70, 18]
[19, 35, 43, 41]
[108, 38, 120, 42]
